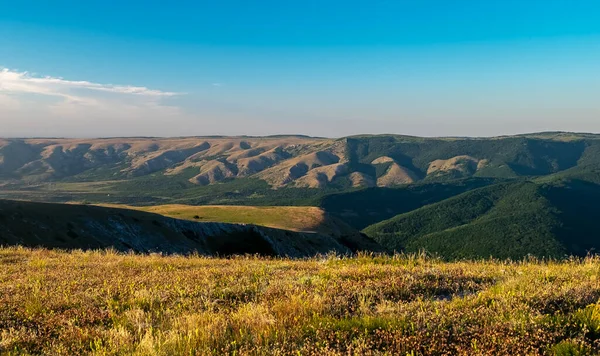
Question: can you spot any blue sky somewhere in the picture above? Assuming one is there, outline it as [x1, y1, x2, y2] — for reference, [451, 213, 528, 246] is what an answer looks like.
[1, 0, 600, 137]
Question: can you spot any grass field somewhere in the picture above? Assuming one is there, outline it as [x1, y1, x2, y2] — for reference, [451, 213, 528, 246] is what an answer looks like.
[1, 248, 600, 355]
[99, 204, 356, 236]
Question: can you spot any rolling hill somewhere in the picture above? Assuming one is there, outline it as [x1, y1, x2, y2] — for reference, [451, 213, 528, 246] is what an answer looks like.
[0, 199, 385, 257]
[2, 132, 600, 206]
[363, 180, 600, 259]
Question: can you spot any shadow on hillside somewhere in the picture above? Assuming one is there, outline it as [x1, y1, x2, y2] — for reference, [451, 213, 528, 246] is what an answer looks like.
[544, 180, 600, 256]
[319, 178, 499, 230]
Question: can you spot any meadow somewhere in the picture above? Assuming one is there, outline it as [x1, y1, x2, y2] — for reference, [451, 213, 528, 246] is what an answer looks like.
[1, 248, 599, 355]
[103, 204, 346, 235]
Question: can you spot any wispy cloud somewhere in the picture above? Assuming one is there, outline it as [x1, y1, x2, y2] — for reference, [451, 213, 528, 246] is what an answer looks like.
[0, 68, 179, 101]
[0, 67, 191, 137]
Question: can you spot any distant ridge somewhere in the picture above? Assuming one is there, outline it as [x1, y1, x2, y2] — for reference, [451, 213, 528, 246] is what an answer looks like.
[1, 132, 598, 190]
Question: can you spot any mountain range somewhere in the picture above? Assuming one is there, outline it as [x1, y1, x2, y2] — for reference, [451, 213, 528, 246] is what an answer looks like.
[2, 132, 600, 259]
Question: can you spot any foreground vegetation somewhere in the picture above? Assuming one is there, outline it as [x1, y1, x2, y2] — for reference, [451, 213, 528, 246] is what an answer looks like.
[1, 248, 600, 355]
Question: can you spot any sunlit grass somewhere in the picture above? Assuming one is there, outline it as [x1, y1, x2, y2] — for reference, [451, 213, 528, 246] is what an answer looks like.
[1, 248, 599, 355]
[101, 204, 333, 233]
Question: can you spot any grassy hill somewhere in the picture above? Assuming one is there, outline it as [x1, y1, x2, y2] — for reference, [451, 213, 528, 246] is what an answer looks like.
[2, 248, 599, 355]
[364, 180, 600, 259]
[0, 199, 385, 257]
[101, 204, 358, 237]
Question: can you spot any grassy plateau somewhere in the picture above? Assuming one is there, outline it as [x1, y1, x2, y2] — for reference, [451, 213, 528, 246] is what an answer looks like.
[1, 248, 600, 355]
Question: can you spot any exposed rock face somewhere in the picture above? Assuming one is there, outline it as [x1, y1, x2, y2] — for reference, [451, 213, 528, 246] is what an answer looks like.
[0, 199, 386, 257]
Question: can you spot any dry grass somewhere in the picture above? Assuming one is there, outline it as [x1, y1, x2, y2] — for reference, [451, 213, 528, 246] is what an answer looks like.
[99, 204, 354, 235]
[1, 248, 600, 355]
[377, 163, 417, 187]
[427, 155, 480, 176]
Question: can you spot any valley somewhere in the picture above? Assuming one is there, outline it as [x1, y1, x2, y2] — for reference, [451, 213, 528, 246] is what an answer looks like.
[2, 132, 600, 259]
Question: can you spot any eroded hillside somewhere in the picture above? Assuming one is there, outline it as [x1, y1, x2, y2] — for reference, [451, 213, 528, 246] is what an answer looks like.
[1, 133, 599, 195]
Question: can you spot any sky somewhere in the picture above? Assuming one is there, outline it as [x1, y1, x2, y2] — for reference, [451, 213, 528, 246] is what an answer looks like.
[1, 0, 600, 138]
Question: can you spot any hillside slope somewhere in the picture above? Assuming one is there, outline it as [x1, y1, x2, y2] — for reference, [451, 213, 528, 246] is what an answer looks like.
[0, 200, 385, 257]
[363, 181, 600, 259]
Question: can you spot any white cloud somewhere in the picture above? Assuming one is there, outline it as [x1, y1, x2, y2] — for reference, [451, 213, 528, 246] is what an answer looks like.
[0, 67, 191, 137]
[0, 68, 178, 99]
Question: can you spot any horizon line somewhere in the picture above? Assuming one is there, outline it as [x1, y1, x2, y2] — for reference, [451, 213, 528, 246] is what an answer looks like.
[2, 131, 600, 141]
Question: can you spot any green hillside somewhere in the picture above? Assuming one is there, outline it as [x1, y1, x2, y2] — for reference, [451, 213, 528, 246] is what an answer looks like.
[363, 180, 600, 259]
[342, 134, 594, 179]
[319, 177, 500, 230]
